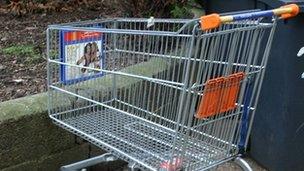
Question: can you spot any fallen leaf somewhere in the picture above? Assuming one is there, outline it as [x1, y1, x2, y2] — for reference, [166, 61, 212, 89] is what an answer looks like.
[0, 65, 6, 70]
[1, 37, 7, 41]
[14, 89, 26, 98]
[25, 27, 38, 30]
[13, 79, 24, 83]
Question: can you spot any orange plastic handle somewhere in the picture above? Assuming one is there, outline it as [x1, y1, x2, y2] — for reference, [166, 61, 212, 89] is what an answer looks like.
[200, 4, 300, 30]
[279, 4, 300, 19]
[200, 14, 221, 31]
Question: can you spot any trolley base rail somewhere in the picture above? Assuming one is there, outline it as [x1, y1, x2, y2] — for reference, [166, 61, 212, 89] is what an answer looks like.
[60, 153, 116, 171]
[51, 107, 238, 171]
[60, 152, 253, 171]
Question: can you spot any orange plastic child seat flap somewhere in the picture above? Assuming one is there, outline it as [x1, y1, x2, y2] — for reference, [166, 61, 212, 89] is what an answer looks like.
[196, 77, 225, 118]
[196, 72, 245, 119]
[220, 72, 245, 113]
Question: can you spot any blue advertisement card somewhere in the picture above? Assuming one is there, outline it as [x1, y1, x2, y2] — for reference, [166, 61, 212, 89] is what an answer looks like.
[60, 30, 104, 84]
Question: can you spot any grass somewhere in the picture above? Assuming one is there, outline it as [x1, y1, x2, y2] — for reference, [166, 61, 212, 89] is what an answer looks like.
[1, 44, 43, 64]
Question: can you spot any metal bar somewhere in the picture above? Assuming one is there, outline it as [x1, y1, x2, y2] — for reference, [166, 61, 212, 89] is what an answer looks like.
[202, 23, 273, 36]
[46, 28, 51, 118]
[48, 25, 193, 37]
[220, 4, 299, 23]
[220, 9, 261, 16]
[48, 59, 184, 86]
[115, 49, 264, 69]
[243, 19, 278, 150]
[60, 153, 115, 171]
[234, 157, 253, 171]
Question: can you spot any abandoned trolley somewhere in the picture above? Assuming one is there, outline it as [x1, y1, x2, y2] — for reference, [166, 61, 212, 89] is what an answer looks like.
[47, 4, 299, 171]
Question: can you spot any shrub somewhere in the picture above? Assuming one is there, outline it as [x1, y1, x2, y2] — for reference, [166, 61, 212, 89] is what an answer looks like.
[111, 0, 189, 18]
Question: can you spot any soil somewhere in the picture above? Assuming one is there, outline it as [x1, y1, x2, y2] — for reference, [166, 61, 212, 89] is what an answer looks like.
[0, 8, 120, 102]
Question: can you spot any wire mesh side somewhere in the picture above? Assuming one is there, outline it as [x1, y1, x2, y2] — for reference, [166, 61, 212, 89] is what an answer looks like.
[47, 18, 276, 171]
[172, 20, 275, 169]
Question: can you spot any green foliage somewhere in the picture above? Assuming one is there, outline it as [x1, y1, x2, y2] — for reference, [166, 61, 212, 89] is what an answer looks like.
[193, 0, 205, 7]
[170, 5, 192, 18]
[49, 50, 58, 59]
[2, 44, 43, 64]
[4, 0, 55, 5]
[119, 0, 189, 18]
[32, 0, 48, 3]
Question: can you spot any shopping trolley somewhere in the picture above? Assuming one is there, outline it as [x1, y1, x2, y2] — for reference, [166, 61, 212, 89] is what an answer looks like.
[47, 4, 299, 171]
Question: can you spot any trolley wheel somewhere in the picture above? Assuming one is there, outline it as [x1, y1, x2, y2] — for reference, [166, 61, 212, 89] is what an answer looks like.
[127, 162, 140, 171]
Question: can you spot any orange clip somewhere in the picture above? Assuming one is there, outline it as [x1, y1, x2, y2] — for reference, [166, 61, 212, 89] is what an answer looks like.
[200, 13, 221, 30]
[280, 4, 300, 19]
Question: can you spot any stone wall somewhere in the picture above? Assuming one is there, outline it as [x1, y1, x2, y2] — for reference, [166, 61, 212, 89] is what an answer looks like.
[0, 93, 111, 171]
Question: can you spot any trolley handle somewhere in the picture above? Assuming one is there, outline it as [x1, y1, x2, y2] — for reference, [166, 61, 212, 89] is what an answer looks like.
[200, 4, 300, 30]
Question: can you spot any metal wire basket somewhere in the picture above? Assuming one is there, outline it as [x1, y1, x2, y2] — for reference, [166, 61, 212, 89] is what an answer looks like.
[47, 4, 299, 171]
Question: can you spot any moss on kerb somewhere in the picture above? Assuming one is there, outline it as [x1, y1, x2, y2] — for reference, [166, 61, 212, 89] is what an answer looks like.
[0, 92, 69, 122]
[0, 58, 169, 122]
[0, 93, 48, 122]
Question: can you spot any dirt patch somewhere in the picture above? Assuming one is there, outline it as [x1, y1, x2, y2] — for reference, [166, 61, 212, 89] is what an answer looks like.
[0, 8, 119, 102]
